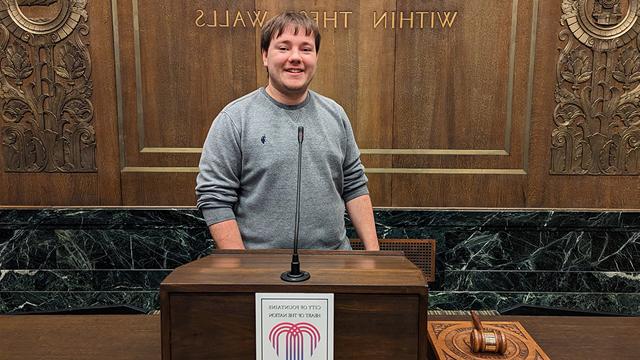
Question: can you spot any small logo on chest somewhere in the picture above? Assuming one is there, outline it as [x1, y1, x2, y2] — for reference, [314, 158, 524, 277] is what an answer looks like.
[260, 135, 267, 144]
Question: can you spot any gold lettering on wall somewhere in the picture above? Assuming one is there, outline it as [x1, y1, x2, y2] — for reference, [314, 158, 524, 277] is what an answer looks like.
[195, 10, 269, 28]
[0, 0, 95, 173]
[399, 12, 413, 29]
[373, 11, 457, 29]
[324, 11, 337, 29]
[233, 10, 246, 27]
[437, 11, 457, 27]
[194, 9, 458, 30]
[551, 0, 640, 175]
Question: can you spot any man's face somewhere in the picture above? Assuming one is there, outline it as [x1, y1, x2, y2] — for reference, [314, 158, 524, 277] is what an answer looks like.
[262, 26, 318, 101]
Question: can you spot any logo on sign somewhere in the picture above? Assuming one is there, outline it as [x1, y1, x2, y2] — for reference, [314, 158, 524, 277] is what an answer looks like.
[269, 322, 321, 360]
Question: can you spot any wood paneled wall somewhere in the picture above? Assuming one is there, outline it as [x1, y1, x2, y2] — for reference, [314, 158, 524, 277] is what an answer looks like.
[1, 0, 639, 208]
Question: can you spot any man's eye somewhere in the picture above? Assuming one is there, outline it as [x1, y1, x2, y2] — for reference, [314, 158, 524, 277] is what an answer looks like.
[278, 47, 288, 51]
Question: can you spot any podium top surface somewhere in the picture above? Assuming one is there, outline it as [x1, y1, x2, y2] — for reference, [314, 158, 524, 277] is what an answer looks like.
[161, 250, 427, 294]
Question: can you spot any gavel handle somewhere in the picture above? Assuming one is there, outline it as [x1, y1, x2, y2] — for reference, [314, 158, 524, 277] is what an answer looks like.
[471, 311, 484, 331]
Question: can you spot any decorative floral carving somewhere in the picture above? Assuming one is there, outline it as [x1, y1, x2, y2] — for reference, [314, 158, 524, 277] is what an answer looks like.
[1, 43, 33, 85]
[0, 0, 95, 172]
[55, 42, 88, 81]
[552, 0, 640, 175]
[612, 47, 640, 89]
[560, 48, 592, 89]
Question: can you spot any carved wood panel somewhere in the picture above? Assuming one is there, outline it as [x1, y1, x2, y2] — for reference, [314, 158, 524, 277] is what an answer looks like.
[0, 0, 95, 173]
[552, 0, 640, 175]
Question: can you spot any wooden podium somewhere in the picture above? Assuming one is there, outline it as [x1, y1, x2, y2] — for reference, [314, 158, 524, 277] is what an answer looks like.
[160, 250, 428, 360]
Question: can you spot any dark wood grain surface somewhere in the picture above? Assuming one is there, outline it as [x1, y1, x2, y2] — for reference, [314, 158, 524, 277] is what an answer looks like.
[0, 315, 160, 360]
[161, 250, 428, 293]
[2, 315, 638, 360]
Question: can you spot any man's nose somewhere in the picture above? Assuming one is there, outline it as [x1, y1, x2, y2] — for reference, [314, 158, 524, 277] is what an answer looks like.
[288, 50, 301, 62]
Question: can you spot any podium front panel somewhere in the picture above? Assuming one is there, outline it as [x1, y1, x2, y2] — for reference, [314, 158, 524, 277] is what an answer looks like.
[161, 251, 428, 360]
[168, 293, 422, 359]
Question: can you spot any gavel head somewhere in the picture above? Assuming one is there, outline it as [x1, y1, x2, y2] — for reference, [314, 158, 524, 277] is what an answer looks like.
[470, 328, 507, 354]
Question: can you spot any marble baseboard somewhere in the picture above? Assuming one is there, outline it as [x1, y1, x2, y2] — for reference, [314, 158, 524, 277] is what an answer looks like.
[442, 231, 640, 272]
[442, 270, 640, 293]
[0, 270, 170, 291]
[372, 210, 640, 229]
[0, 209, 205, 229]
[1, 208, 639, 315]
[0, 229, 212, 269]
[429, 291, 640, 316]
[0, 291, 158, 314]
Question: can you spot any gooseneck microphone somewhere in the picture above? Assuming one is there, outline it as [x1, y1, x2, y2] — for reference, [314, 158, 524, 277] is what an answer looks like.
[281, 126, 311, 282]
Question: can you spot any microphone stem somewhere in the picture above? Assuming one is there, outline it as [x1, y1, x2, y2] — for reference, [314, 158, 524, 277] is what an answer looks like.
[281, 126, 309, 282]
[292, 130, 302, 271]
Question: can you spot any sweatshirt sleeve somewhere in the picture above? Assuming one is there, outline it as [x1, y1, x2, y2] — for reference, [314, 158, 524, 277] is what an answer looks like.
[196, 112, 242, 226]
[340, 109, 369, 202]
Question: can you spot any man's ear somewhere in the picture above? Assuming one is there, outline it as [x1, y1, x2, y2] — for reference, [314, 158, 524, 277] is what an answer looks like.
[262, 50, 268, 67]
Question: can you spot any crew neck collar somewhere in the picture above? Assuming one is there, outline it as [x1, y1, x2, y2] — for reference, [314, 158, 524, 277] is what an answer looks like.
[260, 87, 311, 110]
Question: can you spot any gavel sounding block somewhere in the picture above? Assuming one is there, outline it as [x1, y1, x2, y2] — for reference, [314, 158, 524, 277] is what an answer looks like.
[428, 321, 550, 360]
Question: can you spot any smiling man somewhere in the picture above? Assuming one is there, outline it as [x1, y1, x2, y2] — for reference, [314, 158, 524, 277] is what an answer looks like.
[196, 12, 379, 251]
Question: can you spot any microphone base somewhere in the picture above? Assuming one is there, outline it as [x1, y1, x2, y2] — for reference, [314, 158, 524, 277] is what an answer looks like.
[280, 270, 310, 282]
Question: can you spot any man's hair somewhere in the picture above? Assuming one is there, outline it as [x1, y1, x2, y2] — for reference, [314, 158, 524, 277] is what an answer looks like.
[260, 12, 321, 53]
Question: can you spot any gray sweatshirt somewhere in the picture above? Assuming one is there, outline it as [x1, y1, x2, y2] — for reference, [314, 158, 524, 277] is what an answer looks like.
[196, 88, 369, 249]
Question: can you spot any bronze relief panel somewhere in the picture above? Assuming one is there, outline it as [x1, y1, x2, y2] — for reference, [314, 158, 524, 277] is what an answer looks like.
[0, 0, 94, 172]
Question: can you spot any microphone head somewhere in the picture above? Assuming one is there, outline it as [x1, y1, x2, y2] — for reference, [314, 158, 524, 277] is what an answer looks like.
[298, 126, 304, 143]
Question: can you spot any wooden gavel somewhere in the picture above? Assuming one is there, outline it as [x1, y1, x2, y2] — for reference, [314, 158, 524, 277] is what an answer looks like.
[470, 311, 507, 354]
